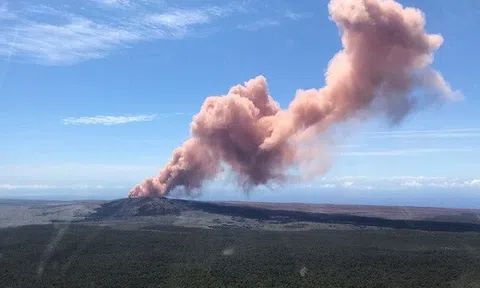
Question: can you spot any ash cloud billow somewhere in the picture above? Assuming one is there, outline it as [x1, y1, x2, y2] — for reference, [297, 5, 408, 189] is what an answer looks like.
[129, 0, 460, 198]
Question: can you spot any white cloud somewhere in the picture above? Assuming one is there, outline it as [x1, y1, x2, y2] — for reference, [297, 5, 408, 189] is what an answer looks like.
[0, 3, 242, 65]
[2, 17, 139, 65]
[402, 180, 423, 188]
[284, 11, 311, 21]
[342, 148, 473, 157]
[310, 176, 480, 191]
[427, 182, 452, 188]
[294, 175, 480, 191]
[237, 19, 280, 31]
[63, 114, 157, 125]
[470, 179, 480, 187]
[342, 181, 354, 188]
[146, 10, 211, 27]
[142, 7, 229, 38]
[90, 0, 131, 8]
[145, 6, 230, 28]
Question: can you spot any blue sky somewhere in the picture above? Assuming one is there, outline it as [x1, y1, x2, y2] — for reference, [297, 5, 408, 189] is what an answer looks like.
[0, 0, 479, 207]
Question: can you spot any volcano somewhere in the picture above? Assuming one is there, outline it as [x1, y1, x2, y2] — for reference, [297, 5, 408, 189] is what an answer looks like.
[83, 197, 480, 232]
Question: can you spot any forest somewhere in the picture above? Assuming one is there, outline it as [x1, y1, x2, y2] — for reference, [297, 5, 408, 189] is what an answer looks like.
[1, 224, 479, 287]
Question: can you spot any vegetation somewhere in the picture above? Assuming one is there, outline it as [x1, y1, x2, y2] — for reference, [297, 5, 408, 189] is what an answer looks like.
[1, 224, 479, 287]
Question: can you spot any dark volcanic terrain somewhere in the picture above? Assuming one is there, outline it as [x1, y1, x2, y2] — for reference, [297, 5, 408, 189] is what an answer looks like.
[2, 197, 479, 231]
[87, 197, 480, 232]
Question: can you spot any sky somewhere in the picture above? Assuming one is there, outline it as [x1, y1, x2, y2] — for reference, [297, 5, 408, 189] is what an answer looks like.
[0, 0, 479, 207]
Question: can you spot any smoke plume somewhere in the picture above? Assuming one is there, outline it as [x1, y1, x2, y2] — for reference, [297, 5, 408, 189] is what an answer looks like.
[129, 0, 459, 198]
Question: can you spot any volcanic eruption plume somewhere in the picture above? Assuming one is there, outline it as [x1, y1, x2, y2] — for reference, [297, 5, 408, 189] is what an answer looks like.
[129, 0, 460, 198]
